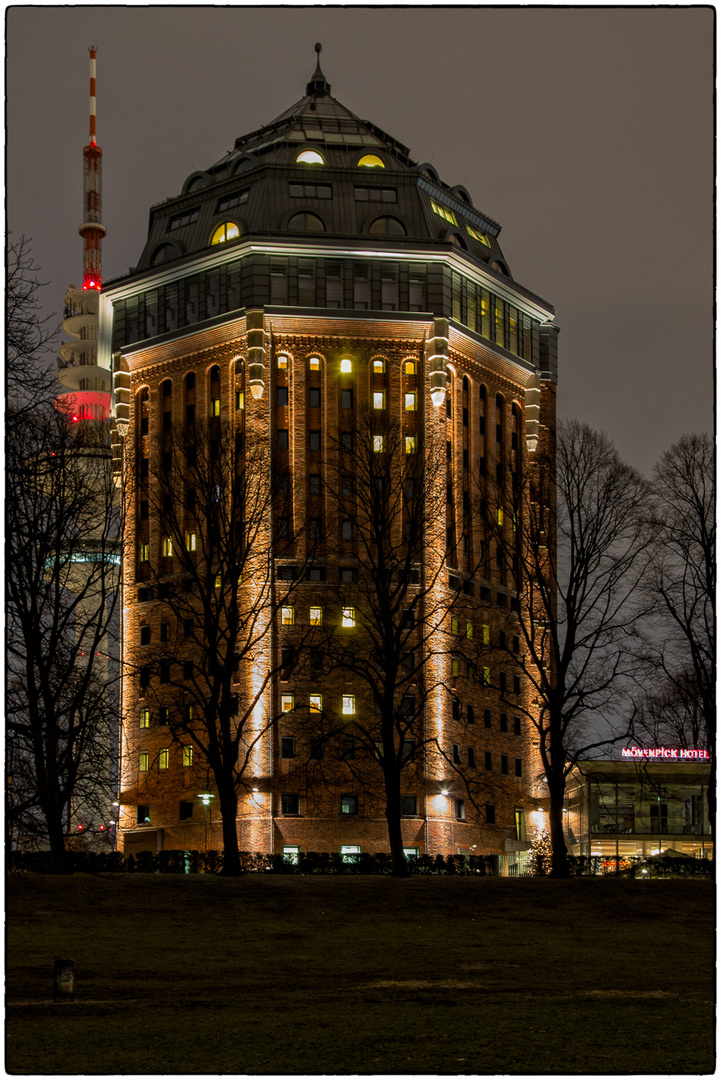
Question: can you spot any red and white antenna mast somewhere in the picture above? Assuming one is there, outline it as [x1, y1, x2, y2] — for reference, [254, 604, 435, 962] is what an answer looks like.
[79, 46, 105, 290]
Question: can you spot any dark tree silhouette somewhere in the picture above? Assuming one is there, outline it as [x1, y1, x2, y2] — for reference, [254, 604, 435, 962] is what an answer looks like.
[483, 420, 653, 876]
[6, 243, 120, 867]
[134, 418, 310, 875]
[308, 409, 465, 876]
[646, 433, 714, 826]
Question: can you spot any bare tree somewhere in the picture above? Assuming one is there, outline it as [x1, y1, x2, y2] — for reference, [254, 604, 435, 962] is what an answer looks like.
[485, 420, 653, 876]
[135, 418, 310, 876]
[6, 395, 120, 866]
[6, 236, 57, 418]
[646, 433, 714, 823]
[303, 409, 467, 876]
[634, 671, 706, 751]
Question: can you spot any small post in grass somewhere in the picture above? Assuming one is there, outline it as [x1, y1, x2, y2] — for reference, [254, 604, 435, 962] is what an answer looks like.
[53, 959, 75, 1002]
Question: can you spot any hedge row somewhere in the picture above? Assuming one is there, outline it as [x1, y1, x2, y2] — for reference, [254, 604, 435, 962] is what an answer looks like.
[527, 854, 714, 878]
[8, 849, 712, 877]
[9, 849, 497, 876]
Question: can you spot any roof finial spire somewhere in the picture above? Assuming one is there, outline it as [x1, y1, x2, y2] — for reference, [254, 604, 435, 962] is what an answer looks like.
[306, 41, 331, 96]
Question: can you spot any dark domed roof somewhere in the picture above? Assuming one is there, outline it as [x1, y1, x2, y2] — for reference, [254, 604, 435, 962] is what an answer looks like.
[135, 48, 510, 279]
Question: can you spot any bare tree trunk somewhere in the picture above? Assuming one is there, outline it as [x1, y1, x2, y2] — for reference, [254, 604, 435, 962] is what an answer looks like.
[217, 784, 241, 876]
[383, 766, 410, 877]
[547, 781, 569, 878]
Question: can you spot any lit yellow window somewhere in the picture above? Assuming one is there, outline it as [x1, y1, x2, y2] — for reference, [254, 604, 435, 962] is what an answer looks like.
[342, 695, 356, 715]
[296, 149, 324, 165]
[467, 225, 491, 247]
[340, 358, 352, 373]
[405, 360, 416, 375]
[187, 705, 195, 720]
[186, 532, 197, 552]
[451, 616, 459, 635]
[182, 746, 193, 767]
[482, 666, 490, 686]
[482, 624, 490, 645]
[358, 154, 385, 168]
[373, 391, 385, 410]
[309, 356, 321, 371]
[310, 694, 322, 713]
[342, 607, 356, 628]
[281, 606, 295, 626]
[405, 435, 417, 455]
[451, 656, 460, 679]
[210, 397, 220, 416]
[405, 392, 417, 411]
[139, 708, 150, 729]
[373, 434, 385, 453]
[310, 606, 323, 626]
[430, 200, 457, 225]
[466, 620, 473, 640]
[281, 694, 295, 713]
[211, 222, 240, 245]
[162, 537, 173, 557]
[159, 749, 169, 770]
[140, 543, 149, 562]
[235, 390, 245, 410]
[277, 355, 289, 370]
[139, 751, 149, 772]
[372, 358, 385, 374]
[512, 514, 517, 533]
[214, 572, 222, 588]
[496, 508, 503, 526]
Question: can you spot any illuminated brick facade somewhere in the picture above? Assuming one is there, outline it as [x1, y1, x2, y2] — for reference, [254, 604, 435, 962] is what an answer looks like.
[102, 56, 558, 863]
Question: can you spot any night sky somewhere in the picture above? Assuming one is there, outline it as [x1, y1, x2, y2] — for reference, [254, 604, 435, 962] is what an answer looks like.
[7, 6, 713, 477]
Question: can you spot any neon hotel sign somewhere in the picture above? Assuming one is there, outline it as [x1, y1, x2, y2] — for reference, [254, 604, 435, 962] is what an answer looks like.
[622, 746, 711, 760]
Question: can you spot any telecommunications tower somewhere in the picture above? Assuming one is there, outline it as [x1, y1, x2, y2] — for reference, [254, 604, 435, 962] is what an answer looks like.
[57, 47, 111, 421]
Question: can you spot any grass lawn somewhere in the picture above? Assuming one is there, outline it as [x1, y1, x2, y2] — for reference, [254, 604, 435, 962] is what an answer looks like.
[6, 872, 715, 1075]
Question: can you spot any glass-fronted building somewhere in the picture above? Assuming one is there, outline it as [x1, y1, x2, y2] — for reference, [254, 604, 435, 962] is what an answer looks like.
[565, 760, 712, 862]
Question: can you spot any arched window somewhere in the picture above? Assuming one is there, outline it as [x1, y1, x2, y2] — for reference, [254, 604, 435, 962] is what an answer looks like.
[288, 212, 325, 232]
[209, 365, 221, 417]
[496, 394, 504, 446]
[308, 356, 322, 372]
[405, 360, 416, 376]
[184, 372, 196, 426]
[368, 216, 406, 236]
[372, 358, 386, 374]
[184, 173, 210, 193]
[358, 154, 385, 168]
[296, 149, 324, 165]
[211, 222, 240, 245]
[136, 387, 149, 440]
[233, 156, 256, 174]
[151, 243, 180, 266]
[450, 233, 467, 249]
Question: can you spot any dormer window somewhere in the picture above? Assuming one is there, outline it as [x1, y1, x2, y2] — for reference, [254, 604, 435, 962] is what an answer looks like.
[211, 222, 240, 245]
[467, 225, 492, 247]
[296, 149, 324, 165]
[357, 154, 385, 168]
[430, 200, 457, 226]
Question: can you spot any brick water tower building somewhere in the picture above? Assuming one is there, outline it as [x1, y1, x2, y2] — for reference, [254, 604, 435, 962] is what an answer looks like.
[101, 48, 558, 868]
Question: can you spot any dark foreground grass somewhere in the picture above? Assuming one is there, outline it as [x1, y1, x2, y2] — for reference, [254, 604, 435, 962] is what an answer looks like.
[6, 873, 715, 1075]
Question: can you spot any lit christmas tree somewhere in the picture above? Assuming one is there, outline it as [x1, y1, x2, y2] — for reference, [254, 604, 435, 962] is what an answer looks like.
[528, 826, 553, 875]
